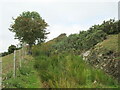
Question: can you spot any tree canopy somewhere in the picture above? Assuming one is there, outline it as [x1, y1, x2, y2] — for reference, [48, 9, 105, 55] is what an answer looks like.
[9, 11, 49, 49]
[8, 45, 17, 54]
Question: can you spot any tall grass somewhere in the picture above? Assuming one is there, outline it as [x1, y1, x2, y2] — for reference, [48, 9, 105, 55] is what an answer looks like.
[3, 56, 42, 88]
[33, 52, 119, 88]
[32, 35, 119, 88]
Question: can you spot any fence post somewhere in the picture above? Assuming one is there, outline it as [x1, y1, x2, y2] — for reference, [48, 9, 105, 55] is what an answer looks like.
[13, 50, 16, 78]
[24, 46, 26, 56]
[25, 45, 27, 55]
[0, 55, 2, 89]
[19, 50, 21, 68]
[22, 47, 24, 61]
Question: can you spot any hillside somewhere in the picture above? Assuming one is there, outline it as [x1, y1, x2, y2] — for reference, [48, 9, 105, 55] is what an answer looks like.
[2, 19, 120, 88]
[31, 33, 120, 88]
[2, 50, 41, 88]
[2, 33, 120, 88]
[83, 34, 120, 82]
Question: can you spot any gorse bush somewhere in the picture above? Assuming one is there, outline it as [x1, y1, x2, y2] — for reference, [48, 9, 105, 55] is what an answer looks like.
[88, 19, 120, 34]
[51, 19, 120, 54]
[52, 30, 107, 54]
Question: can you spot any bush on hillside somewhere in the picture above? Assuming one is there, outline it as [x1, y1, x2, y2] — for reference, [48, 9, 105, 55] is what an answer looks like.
[52, 30, 107, 54]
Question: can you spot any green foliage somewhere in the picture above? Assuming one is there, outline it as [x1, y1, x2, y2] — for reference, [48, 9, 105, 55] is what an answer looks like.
[33, 52, 119, 88]
[32, 33, 67, 56]
[31, 28, 120, 87]
[9, 11, 49, 48]
[19, 66, 31, 75]
[52, 29, 107, 54]
[1, 52, 9, 57]
[6, 71, 13, 79]
[89, 19, 119, 35]
[3, 78, 25, 88]
[32, 37, 119, 88]
[3, 18, 120, 88]
[3, 56, 41, 88]
[8, 45, 16, 54]
[1, 44, 21, 57]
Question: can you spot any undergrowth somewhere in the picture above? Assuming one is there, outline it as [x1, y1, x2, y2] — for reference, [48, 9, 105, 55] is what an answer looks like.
[33, 52, 119, 88]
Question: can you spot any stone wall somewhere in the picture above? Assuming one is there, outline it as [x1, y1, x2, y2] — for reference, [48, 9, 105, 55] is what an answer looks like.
[82, 49, 120, 83]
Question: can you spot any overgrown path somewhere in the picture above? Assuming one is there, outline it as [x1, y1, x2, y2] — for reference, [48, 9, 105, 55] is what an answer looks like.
[20, 55, 42, 88]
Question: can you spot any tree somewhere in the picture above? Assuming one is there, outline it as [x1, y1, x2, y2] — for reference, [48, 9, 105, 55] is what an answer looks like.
[9, 11, 49, 54]
[8, 45, 17, 54]
[1, 52, 9, 57]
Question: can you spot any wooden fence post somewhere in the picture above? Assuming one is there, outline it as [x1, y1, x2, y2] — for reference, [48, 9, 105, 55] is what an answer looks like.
[19, 50, 21, 68]
[13, 50, 16, 78]
[22, 47, 24, 61]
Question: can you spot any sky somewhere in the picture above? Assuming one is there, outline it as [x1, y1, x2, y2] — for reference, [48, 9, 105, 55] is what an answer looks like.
[0, 0, 119, 52]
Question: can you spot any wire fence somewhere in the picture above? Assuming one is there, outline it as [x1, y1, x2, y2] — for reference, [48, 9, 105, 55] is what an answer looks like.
[1, 45, 28, 88]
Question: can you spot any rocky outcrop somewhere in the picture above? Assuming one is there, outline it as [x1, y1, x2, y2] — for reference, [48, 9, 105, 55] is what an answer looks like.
[82, 50, 90, 61]
[82, 47, 120, 82]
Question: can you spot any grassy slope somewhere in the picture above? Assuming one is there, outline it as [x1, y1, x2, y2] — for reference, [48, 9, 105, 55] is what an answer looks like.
[2, 51, 41, 88]
[34, 53, 119, 88]
[89, 34, 120, 82]
[93, 34, 120, 60]
[95, 34, 118, 52]
[2, 34, 120, 88]
[32, 34, 120, 88]
[2, 53, 14, 75]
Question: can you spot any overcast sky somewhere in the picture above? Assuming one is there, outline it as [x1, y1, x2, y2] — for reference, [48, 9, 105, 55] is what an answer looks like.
[0, 0, 119, 52]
